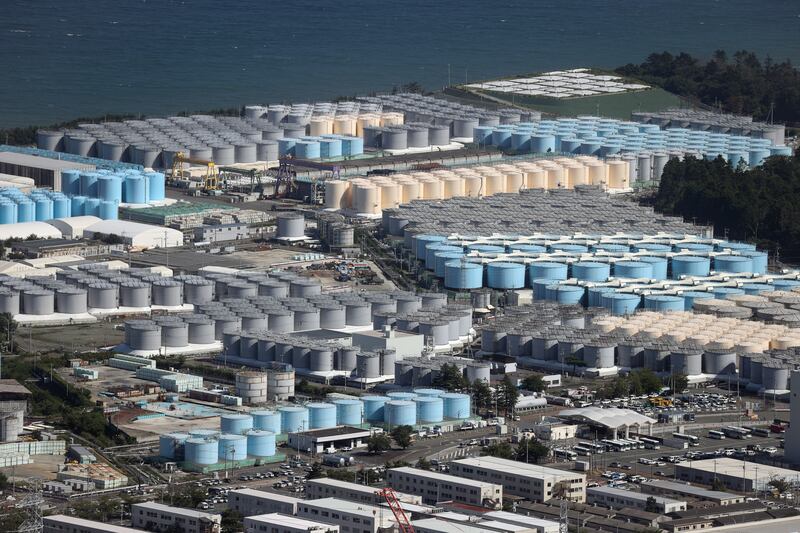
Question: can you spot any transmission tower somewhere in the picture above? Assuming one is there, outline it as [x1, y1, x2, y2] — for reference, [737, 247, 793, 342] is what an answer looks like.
[559, 499, 568, 533]
[16, 478, 43, 533]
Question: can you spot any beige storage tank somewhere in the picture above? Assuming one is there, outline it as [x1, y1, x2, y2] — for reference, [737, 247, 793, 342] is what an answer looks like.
[398, 180, 421, 203]
[463, 175, 483, 196]
[443, 176, 465, 199]
[483, 172, 504, 196]
[566, 164, 588, 187]
[309, 118, 334, 136]
[333, 116, 357, 136]
[421, 179, 443, 200]
[267, 369, 295, 401]
[525, 169, 546, 189]
[324, 180, 351, 209]
[235, 371, 268, 405]
[354, 184, 380, 215]
[546, 168, 564, 189]
[504, 171, 524, 192]
[378, 182, 400, 209]
[607, 161, 628, 189]
[357, 114, 381, 137]
[380, 112, 404, 127]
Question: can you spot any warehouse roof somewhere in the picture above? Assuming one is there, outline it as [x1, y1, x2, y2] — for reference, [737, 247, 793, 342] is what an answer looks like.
[483, 511, 560, 529]
[47, 216, 102, 238]
[82, 220, 183, 248]
[453, 456, 583, 479]
[300, 497, 384, 517]
[0, 151, 92, 171]
[588, 486, 685, 505]
[558, 406, 656, 428]
[0, 222, 63, 240]
[133, 501, 220, 521]
[245, 513, 337, 528]
[43, 515, 140, 532]
[230, 488, 302, 503]
[679, 458, 800, 482]
[641, 479, 738, 500]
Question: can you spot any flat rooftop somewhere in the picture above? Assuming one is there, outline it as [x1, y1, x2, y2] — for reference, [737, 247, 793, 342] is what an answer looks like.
[245, 512, 337, 529]
[0, 379, 31, 396]
[133, 501, 220, 520]
[680, 458, 800, 481]
[641, 479, 737, 500]
[231, 488, 302, 503]
[588, 486, 684, 505]
[484, 510, 560, 528]
[43, 515, 140, 532]
[453, 456, 583, 479]
[300, 497, 384, 517]
[0, 151, 92, 170]
[390, 466, 500, 488]
[297, 426, 370, 439]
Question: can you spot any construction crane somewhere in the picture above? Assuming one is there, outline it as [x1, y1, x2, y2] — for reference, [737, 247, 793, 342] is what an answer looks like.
[169, 151, 220, 192]
[376, 487, 414, 533]
[271, 155, 297, 198]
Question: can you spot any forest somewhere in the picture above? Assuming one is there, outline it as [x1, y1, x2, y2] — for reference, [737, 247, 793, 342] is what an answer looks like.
[653, 152, 800, 261]
[616, 50, 800, 124]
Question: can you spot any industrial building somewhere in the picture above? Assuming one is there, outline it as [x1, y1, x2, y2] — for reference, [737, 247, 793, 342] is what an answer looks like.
[43, 515, 142, 533]
[194, 223, 251, 243]
[586, 486, 687, 513]
[412, 518, 537, 533]
[386, 466, 503, 507]
[0, 151, 93, 190]
[229, 489, 302, 517]
[243, 513, 339, 533]
[56, 462, 128, 489]
[0, 379, 30, 443]
[674, 458, 800, 493]
[639, 479, 745, 506]
[305, 477, 422, 505]
[82, 219, 183, 249]
[449, 456, 586, 503]
[131, 501, 221, 533]
[350, 328, 425, 359]
[287, 426, 371, 455]
[297, 498, 394, 533]
[530, 419, 577, 441]
[556, 407, 655, 439]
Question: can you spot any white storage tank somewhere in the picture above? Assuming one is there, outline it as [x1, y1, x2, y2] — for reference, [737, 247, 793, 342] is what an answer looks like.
[235, 371, 268, 405]
[276, 212, 305, 239]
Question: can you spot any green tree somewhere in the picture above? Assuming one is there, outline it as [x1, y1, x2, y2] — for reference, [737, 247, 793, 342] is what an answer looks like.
[0, 471, 8, 491]
[565, 356, 586, 375]
[472, 380, 493, 411]
[515, 437, 550, 464]
[221, 509, 243, 533]
[0, 312, 16, 349]
[482, 441, 515, 460]
[711, 478, 726, 491]
[307, 462, 327, 479]
[667, 373, 690, 393]
[434, 363, 468, 391]
[416, 457, 432, 470]
[496, 375, 519, 416]
[367, 433, 392, 454]
[768, 476, 791, 494]
[390, 425, 414, 450]
[521, 374, 547, 393]
[644, 496, 660, 513]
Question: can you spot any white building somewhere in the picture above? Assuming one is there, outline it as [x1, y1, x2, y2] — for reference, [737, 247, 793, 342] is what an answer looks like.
[530, 421, 577, 441]
[296, 497, 394, 533]
[131, 502, 221, 533]
[229, 488, 302, 517]
[244, 513, 339, 533]
[586, 486, 686, 513]
[674, 457, 800, 493]
[350, 329, 424, 359]
[482, 511, 560, 533]
[47, 216, 102, 239]
[449, 456, 586, 503]
[305, 477, 422, 505]
[386, 466, 503, 507]
[412, 518, 544, 533]
[0, 221, 62, 241]
[43, 515, 142, 533]
[82, 219, 183, 249]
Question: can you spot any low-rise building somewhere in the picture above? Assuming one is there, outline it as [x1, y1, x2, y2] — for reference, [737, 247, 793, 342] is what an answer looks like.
[194, 223, 251, 243]
[482, 511, 560, 533]
[296, 497, 394, 533]
[639, 479, 745, 506]
[287, 426, 371, 455]
[350, 329, 425, 360]
[530, 421, 577, 441]
[305, 477, 422, 505]
[56, 462, 127, 489]
[386, 466, 503, 507]
[244, 513, 339, 533]
[449, 456, 586, 503]
[674, 458, 800, 493]
[131, 502, 221, 533]
[229, 489, 302, 517]
[586, 486, 686, 514]
[43, 515, 141, 533]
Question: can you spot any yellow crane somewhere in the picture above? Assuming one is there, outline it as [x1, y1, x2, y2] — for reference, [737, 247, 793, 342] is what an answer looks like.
[169, 152, 220, 191]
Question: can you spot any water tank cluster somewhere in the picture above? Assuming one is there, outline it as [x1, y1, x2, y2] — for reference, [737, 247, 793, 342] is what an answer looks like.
[631, 108, 786, 146]
[383, 186, 704, 239]
[60, 168, 165, 212]
[739, 347, 800, 394]
[394, 356, 491, 387]
[160, 421, 276, 465]
[474, 115, 790, 181]
[245, 100, 393, 136]
[326, 156, 629, 215]
[317, 213, 356, 248]
[0, 187, 73, 224]
[357, 93, 540, 141]
[374, 300, 474, 348]
[363, 390, 471, 426]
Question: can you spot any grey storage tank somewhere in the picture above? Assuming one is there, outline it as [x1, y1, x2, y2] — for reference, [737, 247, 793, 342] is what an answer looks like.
[419, 320, 450, 346]
[55, 288, 87, 314]
[259, 280, 289, 298]
[239, 311, 268, 333]
[290, 279, 321, 298]
[120, 281, 151, 308]
[22, 289, 54, 315]
[152, 280, 183, 307]
[257, 335, 276, 362]
[379, 349, 396, 376]
[213, 315, 242, 340]
[670, 347, 703, 376]
[239, 333, 258, 358]
[465, 362, 491, 383]
[266, 309, 294, 333]
[184, 316, 215, 344]
[183, 278, 214, 305]
[335, 347, 358, 371]
[291, 306, 320, 331]
[583, 341, 616, 369]
[310, 346, 335, 372]
[394, 294, 422, 314]
[702, 346, 737, 375]
[357, 353, 381, 379]
[345, 301, 372, 326]
[87, 283, 118, 309]
[157, 319, 190, 348]
[128, 322, 162, 351]
[317, 302, 346, 329]
[276, 212, 305, 239]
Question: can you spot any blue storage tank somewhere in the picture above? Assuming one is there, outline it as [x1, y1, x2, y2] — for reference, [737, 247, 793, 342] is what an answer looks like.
[158, 432, 189, 459]
[124, 176, 146, 204]
[295, 140, 321, 159]
[486, 262, 526, 289]
[715, 241, 756, 252]
[511, 132, 531, 151]
[426, 244, 462, 271]
[572, 262, 611, 282]
[279, 406, 309, 433]
[604, 293, 641, 315]
[146, 172, 166, 201]
[473, 126, 494, 144]
[532, 279, 551, 299]
[84, 198, 100, 217]
[441, 393, 471, 419]
[614, 261, 653, 279]
[16, 200, 34, 223]
[246, 430, 276, 457]
[773, 279, 800, 291]
[467, 243, 505, 254]
[675, 242, 713, 253]
[529, 262, 568, 282]
[671, 256, 711, 278]
[252, 410, 281, 434]
[711, 287, 745, 300]
[307, 402, 337, 429]
[190, 429, 219, 439]
[80, 172, 99, 197]
[70, 196, 87, 216]
[52, 196, 70, 218]
[278, 138, 296, 156]
[98, 176, 123, 203]
[491, 130, 512, 149]
[434, 252, 464, 277]
[714, 255, 754, 274]
[362, 396, 390, 422]
[508, 243, 546, 254]
[593, 243, 630, 253]
[220, 413, 254, 435]
[33, 197, 52, 221]
[547, 284, 585, 305]
[588, 286, 616, 307]
[415, 234, 447, 258]
[384, 400, 417, 426]
[387, 392, 417, 401]
[333, 400, 363, 426]
[415, 397, 444, 423]
[560, 138, 582, 153]
[320, 139, 343, 159]
[413, 388, 444, 397]
[345, 136, 364, 155]
[681, 291, 713, 310]
[531, 134, 556, 153]
[738, 251, 768, 275]
[643, 295, 684, 312]
[0, 203, 16, 224]
[741, 283, 774, 295]
[444, 260, 483, 290]
[61, 169, 81, 195]
[99, 201, 118, 220]
[218, 434, 247, 461]
[637, 256, 669, 280]
[185, 437, 218, 465]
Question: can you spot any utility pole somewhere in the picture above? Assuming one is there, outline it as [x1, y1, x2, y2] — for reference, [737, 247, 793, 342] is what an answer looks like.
[16, 478, 43, 533]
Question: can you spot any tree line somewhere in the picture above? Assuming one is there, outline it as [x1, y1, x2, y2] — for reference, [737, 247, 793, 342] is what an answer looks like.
[653, 152, 800, 261]
[616, 50, 800, 124]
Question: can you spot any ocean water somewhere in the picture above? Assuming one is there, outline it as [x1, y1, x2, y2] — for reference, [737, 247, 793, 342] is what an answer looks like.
[1, 0, 799, 128]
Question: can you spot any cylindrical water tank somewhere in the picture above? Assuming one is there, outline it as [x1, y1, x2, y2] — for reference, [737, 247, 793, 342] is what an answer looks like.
[158, 433, 189, 460]
[334, 399, 363, 426]
[276, 212, 305, 239]
[184, 278, 214, 304]
[714, 255, 754, 274]
[441, 393, 471, 419]
[362, 396, 389, 422]
[218, 434, 247, 461]
[415, 396, 444, 423]
[55, 288, 87, 314]
[119, 281, 150, 308]
[185, 438, 218, 465]
[220, 413, 254, 435]
[246, 429, 276, 457]
[384, 400, 417, 426]
[572, 262, 611, 282]
[185, 316, 215, 345]
[159, 320, 189, 347]
[486, 262, 526, 289]
[357, 353, 380, 378]
[307, 402, 337, 429]
[235, 371, 267, 404]
[614, 261, 654, 279]
[279, 406, 309, 433]
[127, 322, 162, 351]
[252, 410, 281, 434]
[22, 289, 54, 315]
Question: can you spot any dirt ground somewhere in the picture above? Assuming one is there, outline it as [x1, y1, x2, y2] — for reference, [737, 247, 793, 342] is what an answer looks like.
[19, 321, 125, 355]
[1, 454, 64, 482]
